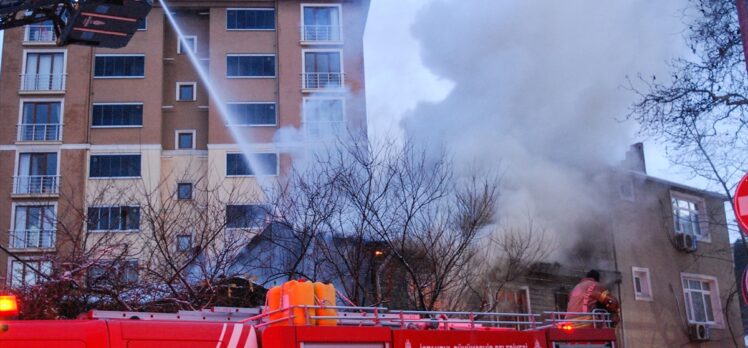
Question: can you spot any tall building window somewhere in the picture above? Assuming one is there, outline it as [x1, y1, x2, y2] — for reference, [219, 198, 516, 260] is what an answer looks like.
[177, 183, 193, 200]
[19, 101, 61, 141]
[94, 55, 145, 78]
[302, 5, 342, 41]
[226, 153, 278, 176]
[227, 103, 276, 126]
[87, 206, 140, 232]
[226, 8, 275, 30]
[672, 193, 706, 240]
[10, 260, 52, 288]
[25, 20, 56, 42]
[177, 234, 192, 252]
[303, 98, 345, 139]
[23, 52, 65, 91]
[11, 205, 56, 249]
[91, 104, 143, 127]
[136, 17, 147, 31]
[226, 204, 268, 229]
[176, 130, 195, 149]
[632, 267, 653, 301]
[681, 274, 723, 327]
[226, 55, 275, 77]
[177, 36, 197, 54]
[88, 260, 139, 284]
[89, 154, 141, 178]
[15, 153, 58, 195]
[303, 51, 343, 89]
[176, 82, 196, 101]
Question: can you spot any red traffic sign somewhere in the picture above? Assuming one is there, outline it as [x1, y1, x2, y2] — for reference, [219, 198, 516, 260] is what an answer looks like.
[736, 173, 748, 235]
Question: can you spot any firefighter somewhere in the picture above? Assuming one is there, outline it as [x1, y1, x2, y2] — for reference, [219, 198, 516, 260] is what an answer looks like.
[565, 270, 620, 328]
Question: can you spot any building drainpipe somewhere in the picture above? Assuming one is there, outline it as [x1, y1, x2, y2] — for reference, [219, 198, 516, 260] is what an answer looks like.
[274, 0, 280, 127]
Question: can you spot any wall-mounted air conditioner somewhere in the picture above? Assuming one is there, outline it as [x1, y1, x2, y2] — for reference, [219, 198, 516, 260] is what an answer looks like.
[688, 323, 710, 341]
[675, 233, 697, 253]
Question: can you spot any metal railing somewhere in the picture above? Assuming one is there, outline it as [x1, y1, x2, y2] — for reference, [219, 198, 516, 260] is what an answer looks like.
[20, 73, 67, 91]
[9, 229, 56, 249]
[301, 25, 342, 42]
[541, 310, 613, 328]
[17, 123, 61, 141]
[25, 25, 56, 42]
[301, 72, 344, 89]
[13, 175, 60, 195]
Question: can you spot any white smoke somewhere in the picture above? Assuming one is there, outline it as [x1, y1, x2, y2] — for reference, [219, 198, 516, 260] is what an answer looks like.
[395, 0, 688, 260]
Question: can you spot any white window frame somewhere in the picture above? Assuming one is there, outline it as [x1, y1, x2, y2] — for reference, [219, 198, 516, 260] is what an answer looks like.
[226, 152, 279, 177]
[86, 205, 141, 233]
[671, 191, 710, 243]
[137, 17, 148, 31]
[23, 21, 56, 44]
[20, 49, 68, 93]
[225, 54, 277, 79]
[177, 35, 197, 55]
[176, 234, 193, 252]
[301, 49, 344, 91]
[177, 182, 193, 200]
[90, 102, 144, 128]
[300, 3, 344, 43]
[13, 148, 62, 181]
[226, 101, 278, 127]
[93, 54, 146, 79]
[632, 267, 653, 301]
[8, 257, 53, 288]
[88, 153, 142, 180]
[17, 97, 65, 141]
[9, 201, 58, 252]
[175, 129, 196, 150]
[226, 8, 276, 31]
[225, 203, 272, 231]
[302, 96, 347, 139]
[681, 273, 724, 328]
[176, 82, 197, 101]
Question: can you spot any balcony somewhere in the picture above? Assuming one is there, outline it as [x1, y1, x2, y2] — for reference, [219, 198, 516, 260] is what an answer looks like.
[13, 176, 60, 196]
[20, 74, 67, 93]
[301, 72, 345, 91]
[9, 230, 56, 250]
[301, 25, 342, 42]
[25, 24, 56, 43]
[17, 123, 61, 142]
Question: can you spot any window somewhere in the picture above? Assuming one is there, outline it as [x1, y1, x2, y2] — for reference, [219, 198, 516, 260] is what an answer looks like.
[136, 17, 147, 31]
[23, 52, 65, 90]
[91, 103, 143, 127]
[12, 205, 56, 249]
[87, 206, 140, 232]
[632, 267, 652, 301]
[302, 5, 342, 41]
[89, 154, 141, 178]
[15, 153, 58, 195]
[226, 204, 269, 229]
[10, 260, 52, 288]
[177, 235, 192, 252]
[682, 274, 723, 327]
[227, 9, 275, 30]
[303, 98, 345, 139]
[227, 103, 276, 126]
[177, 82, 196, 101]
[25, 20, 56, 42]
[227, 55, 275, 77]
[177, 183, 193, 200]
[178, 35, 197, 54]
[88, 260, 139, 285]
[672, 193, 707, 240]
[303, 51, 343, 89]
[176, 130, 195, 149]
[94, 55, 145, 78]
[19, 101, 61, 141]
[226, 153, 278, 176]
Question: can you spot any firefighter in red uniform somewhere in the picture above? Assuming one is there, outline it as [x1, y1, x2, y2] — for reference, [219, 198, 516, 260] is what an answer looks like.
[566, 270, 620, 328]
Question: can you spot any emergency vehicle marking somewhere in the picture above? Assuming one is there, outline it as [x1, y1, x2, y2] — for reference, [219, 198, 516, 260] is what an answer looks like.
[244, 326, 257, 348]
[216, 323, 228, 348]
[227, 323, 243, 348]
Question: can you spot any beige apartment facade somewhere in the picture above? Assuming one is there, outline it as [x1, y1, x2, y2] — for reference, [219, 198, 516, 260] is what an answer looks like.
[0, 0, 370, 287]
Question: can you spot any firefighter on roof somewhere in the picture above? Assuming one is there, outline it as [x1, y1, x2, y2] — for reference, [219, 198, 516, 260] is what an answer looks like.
[566, 269, 620, 328]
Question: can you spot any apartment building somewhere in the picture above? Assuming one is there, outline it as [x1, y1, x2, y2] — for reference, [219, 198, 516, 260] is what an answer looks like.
[0, 0, 371, 287]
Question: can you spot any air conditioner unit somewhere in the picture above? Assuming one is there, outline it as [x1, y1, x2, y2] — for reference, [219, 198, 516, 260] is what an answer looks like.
[688, 323, 710, 341]
[675, 233, 697, 252]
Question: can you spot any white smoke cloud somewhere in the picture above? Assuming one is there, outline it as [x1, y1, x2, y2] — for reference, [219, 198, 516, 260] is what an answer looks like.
[397, 0, 688, 260]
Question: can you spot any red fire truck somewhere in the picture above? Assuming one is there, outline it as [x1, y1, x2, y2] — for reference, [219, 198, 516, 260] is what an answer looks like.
[0, 293, 617, 348]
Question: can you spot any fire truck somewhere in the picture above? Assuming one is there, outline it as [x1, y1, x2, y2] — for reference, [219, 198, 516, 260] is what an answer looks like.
[0, 289, 617, 348]
[0, 0, 152, 47]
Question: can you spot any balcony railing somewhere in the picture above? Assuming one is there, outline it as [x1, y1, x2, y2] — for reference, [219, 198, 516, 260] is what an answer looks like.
[13, 175, 60, 195]
[301, 72, 344, 90]
[20, 73, 67, 92]
[25, 25, 56, 42]
[301, 25, 342, 42]
[9, 230, 56, 250]
[17, 123, 61, 142]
